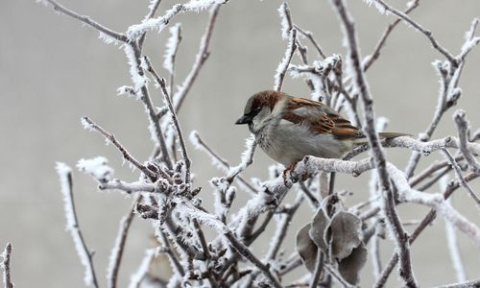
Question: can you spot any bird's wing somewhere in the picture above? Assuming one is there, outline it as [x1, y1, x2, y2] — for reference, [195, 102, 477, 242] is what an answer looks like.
[282, 97, 362, 140]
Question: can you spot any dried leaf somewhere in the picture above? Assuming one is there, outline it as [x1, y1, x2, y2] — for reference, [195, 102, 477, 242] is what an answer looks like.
[330, 211, 362, 260]
[338, 243, 367, 285]
[309, 208, 329, 253]
[296, 224, 318, 272]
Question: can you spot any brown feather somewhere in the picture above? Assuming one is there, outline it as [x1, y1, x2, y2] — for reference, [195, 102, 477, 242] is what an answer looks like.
[283, 97, 362, 140]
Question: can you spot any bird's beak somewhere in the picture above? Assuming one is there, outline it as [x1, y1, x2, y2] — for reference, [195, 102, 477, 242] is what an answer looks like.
[235, 115, 251, 125]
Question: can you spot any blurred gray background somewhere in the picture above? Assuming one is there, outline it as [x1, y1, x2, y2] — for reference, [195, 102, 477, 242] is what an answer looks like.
[1, 0, 480, 287]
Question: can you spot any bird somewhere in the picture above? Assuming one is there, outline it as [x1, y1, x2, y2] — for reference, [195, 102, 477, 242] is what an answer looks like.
[235, 90, 407, 182]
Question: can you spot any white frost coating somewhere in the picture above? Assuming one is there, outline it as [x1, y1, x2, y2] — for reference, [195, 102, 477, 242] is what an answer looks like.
[278, 2, 290, 40]
[375, 117, 389, 133]
[56, 162, 74, 229]
[227, 135, 256, 177]
[128, 248, 156, 288]
[184, 0, 226, 12]
[444, 199, 467, 282]
[55, 162, 95, 286]
[437, 201, 480, 249]
[164, 23, 182, 74]
[98, 31, 119, 45]
[123, 44, 148, 94]
[274, 29, 296, 90]
[460, 37, 480, 57]
[77, 156, 114, 183]
[166, 273, 181, 288]
[107, 214, 130, 284]
[127, 18, 167, 41]
[80, 117, 94, 131]
[178, 201, 227, 232]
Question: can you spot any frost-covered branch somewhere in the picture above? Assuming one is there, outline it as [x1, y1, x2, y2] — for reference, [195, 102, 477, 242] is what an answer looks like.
[454, 110, 480, 173]
[274, 28, 297, 91]
[81, 117, 159, 181]
[368, 0, 456, 65]
[224, 231, 283, 288]
[173, 5, 221, 112]
[0, 243, 13, 288]
[55, 163, 99, 288]
[363, 0, 420, 71]
[42, 0, 128, 43]
[330, 2, 416, 283]
[144, 57, 192, 183]
[107, 198, 138, 288]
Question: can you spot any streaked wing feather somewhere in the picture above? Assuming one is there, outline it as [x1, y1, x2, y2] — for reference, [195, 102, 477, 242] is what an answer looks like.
[283, 97, 361, 140]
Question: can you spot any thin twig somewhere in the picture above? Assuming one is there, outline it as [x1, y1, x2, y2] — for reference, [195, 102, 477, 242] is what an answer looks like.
[127, 43, 173, 170]
[330, 0, 416, 285]
[375, 172, 480, 287]
[442, 149, 480, 205]
[81, 117, 159, 181]
[156, 225, 185, 277]
[274, 28, 297, 91]
[454, 110, 480, 172]
[225, 231, 283, 288]
[138, 0, 163, 49]
[190, 131, 258, 193]
[370, 0, 456, 65]
[265, 193, 304, 261]
[294, 25, 327, 59]
[56, 163, 99, 288]
[108, 197, 139, 288]
[43, 0, 128, 43]
[145, 57, 192, 184]
[363, 0, 420, 71]
[0, 243, 13, 288]
[173, 5, 221, 112]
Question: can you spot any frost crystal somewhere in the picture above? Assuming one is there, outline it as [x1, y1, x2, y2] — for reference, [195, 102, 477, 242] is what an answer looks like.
[164, 23, 182, 74]
[77, 156, 114, 183]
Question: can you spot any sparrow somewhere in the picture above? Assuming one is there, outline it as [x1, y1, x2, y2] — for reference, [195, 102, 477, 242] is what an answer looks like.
[235, 90, 406, 180]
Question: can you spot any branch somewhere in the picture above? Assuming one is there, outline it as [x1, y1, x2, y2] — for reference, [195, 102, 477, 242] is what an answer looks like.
[0, 243, 13, 288]
[55, 163, 99, 288]
[454, 110, 480, 172]
[363, 0, 420, 71]
[145, 57, 192, 184]
[225, 231, 282, 288]
[329, 0, 417, 284]
[370, 0, 456, 65]
[442, 149, 480, 206]
[274, 28, 297, 91]
[81, 117, 160, 181]
[173, 5, 221, 112]
[43, 0, 128, 43]
[107, 198, 138, 288]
